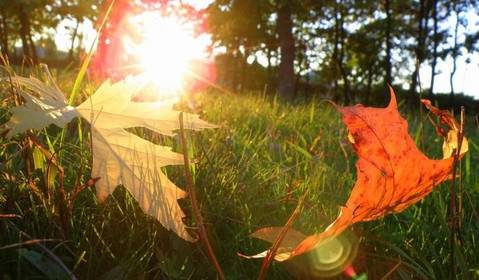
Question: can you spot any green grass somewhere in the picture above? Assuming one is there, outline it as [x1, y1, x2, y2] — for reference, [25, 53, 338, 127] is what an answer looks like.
[1, 70, 478, 279]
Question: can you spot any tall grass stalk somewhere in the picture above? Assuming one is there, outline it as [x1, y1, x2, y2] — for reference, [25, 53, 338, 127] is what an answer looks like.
[179, 112, 225, 279]
[448, 106, 466, 279]
[68, 0, 116, 105]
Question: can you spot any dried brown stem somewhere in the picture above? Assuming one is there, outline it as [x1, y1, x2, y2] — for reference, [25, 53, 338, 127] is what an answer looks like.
[28, 180, 47, 203]
[0, 238, 61, 250]
[257, 193, 306, 280]
[179, 112, 225, 280]
[380, 260, 402, 280]
[448, 106, 465, 279]
[68, 177, 100, 211]
[0, 214, 21, 219]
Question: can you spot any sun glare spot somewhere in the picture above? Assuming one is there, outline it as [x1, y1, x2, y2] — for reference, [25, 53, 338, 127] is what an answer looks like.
[125, 11, 209, 100]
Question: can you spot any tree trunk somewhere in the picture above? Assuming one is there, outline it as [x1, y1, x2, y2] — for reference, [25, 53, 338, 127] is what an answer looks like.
[27, 30, 38, 63]
[384, 0, 392, 86]
[240, 47, 250, 92]
[409, 0, 423, 96]
[429, 0, 438, 97]
[17, 4, 37, 63]
[0, 11, 9, 58]
[277, 1, 295, 100]
[410, 0, 429, 97]
[304, 72, 310, 96]
[365, 64, 373, 103]
[18, 7, 31, 59]
[295, 51, 305, 96]
[231, 39, 240, 92]
[332, 4, 340, 102]
[450, 4, 460, 101]
[336, 5, 351, 104]
[69, 19, 80, 61]
[266, 46, 273, 92]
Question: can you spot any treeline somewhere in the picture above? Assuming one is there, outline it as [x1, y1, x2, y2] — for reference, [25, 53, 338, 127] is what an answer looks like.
[0, 0, 99, 64]
[207, 0, 479, 107]
[0, 0, 478, 108]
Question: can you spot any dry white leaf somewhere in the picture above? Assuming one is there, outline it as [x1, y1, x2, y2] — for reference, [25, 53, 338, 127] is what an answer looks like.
[3, 73, 216, 241]
[4, 76, 78, 137]
[90, 127, 194, 240]
[76, 77, 216, 135]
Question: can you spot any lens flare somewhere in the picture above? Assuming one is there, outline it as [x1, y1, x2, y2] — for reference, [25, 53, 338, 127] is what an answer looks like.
[124, 11, 209, 99]
[284, 230, 360, 279]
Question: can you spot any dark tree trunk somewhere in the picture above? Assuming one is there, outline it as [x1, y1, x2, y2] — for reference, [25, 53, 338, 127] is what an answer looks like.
[410, 0, 431, 97]
[18, 10, 31, 59]
[231, 40, 240, 92]
[335, 5, 350, 104]
[69, 19, 80, 60]
[240, 47, 250, 92]
[429, 0, 438, 97]
[0, 11, 9, 58]
[27, 31, 38, 63]
[18, 5, 37, 63]
[450, 4, 460, 101]
[295, 51, 305, 95]
[410, 0, 424, 96]
[266, 46, 273, 91]
[365, 64, 373, 103]
[384, 0, 392, 86]
[277, 2, 295, 100]
[304, 72, 310, 96]
[332, 4, 340, 102]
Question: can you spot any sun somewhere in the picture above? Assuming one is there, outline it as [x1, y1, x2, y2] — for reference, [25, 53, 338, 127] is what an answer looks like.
[124, 11, 209, 99]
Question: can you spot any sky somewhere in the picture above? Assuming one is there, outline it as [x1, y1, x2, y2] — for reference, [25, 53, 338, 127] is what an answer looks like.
[417, 10, 479, 99]
[53, 1, 479, 99]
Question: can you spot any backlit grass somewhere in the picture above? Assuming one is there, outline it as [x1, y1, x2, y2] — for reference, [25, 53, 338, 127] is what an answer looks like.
[1, 70, 478, 279]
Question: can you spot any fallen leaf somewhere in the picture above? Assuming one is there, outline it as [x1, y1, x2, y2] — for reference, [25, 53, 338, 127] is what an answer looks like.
[240, 227, 306, 261]
[3, 73, 216, 241]
[75, 77, 216, 135]
[4, 76, 78, 137]
[89, 127, 193, 240]
[421, 99, 468, 158]
[247, 87, 468, 261]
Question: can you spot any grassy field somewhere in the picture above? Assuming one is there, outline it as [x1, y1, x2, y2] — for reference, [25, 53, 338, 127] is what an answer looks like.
[1, 71, 478, 279]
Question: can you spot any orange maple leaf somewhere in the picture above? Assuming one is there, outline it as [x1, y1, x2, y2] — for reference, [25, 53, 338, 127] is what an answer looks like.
[246, 87, 468, 262]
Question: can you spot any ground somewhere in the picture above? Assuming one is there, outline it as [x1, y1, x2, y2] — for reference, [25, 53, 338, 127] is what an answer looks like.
[1, 77, 478, 279]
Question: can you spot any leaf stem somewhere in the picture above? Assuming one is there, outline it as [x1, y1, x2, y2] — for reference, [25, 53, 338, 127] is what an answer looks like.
[257, 193, 306, 280]
[179, 112, 225, 280]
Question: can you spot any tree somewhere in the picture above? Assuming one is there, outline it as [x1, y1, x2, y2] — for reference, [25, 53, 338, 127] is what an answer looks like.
[18, 0, 61, 63]
[207, 0, 273, 92]
[409, 0, 432, 97]
[206, 0, 478, 105]
[349, 17, 383, 102]
[428, 0, 438, 96]
[447, 0, 468, 98]
[277, 1, 295, 99]
[0, 1, 12, 58]
[384, 0, 392, 86]
[57, 0, 101, 60]
[0, 0, 61, 63]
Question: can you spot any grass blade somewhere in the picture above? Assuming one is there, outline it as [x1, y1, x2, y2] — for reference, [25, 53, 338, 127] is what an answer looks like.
[68, 0, 116, 105]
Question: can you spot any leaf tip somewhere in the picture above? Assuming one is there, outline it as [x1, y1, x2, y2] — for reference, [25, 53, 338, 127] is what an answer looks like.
[387, 85, 397, 109]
